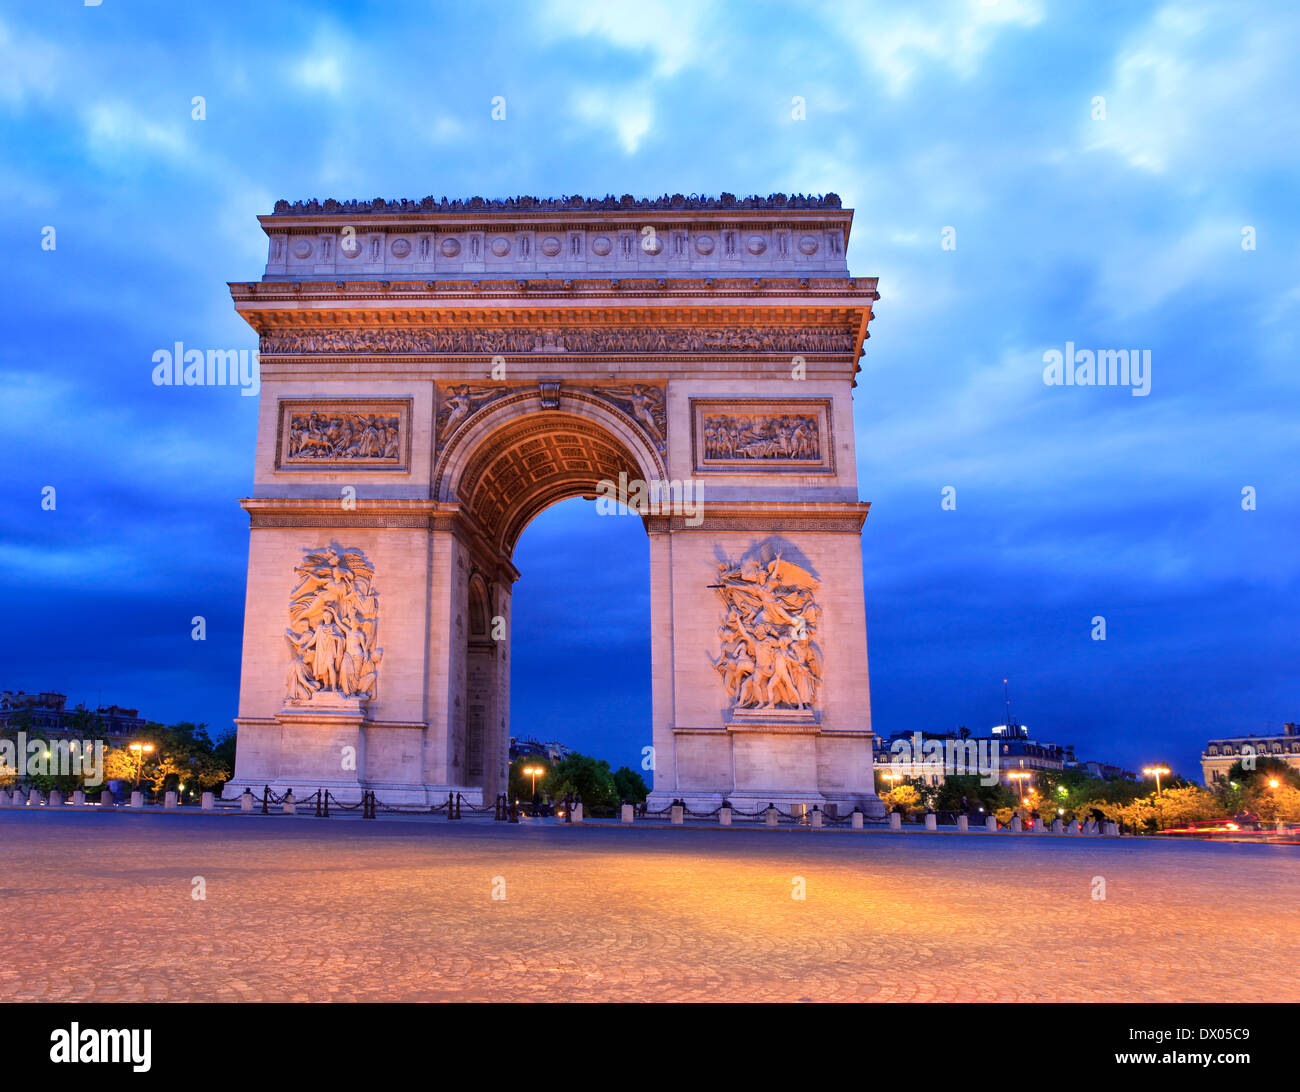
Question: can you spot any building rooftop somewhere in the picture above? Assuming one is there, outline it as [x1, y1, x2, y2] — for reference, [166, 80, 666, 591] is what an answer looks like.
[270, 192, 844, 216]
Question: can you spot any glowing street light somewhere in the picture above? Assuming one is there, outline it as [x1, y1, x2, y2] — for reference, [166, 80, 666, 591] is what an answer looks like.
[1008, 770, 1031, 803]
[1269, 778, 1280, 789]
[1143, 765, 1171, 797]
[128, 742, 154, 788]
[521, 765, 545, 795]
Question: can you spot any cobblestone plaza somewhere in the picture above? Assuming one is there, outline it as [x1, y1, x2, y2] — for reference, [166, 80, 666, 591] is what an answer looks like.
[1, 811, 1295, 1003]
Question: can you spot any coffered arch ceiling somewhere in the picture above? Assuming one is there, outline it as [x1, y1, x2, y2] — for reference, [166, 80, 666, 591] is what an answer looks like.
[454, 412, 646, 556]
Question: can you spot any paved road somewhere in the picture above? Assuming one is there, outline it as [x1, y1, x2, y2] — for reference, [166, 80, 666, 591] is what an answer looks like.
[1, 810, 1295, 1002]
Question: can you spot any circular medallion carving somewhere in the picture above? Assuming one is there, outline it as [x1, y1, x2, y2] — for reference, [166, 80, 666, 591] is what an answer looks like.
[642, 233, 664, 255]
[798, 234, 819, 255]
[490, 236, 511, 257]
[540, 235, 562, 257]
[747, 234, 767, 255]
[440, 237, 461, 258]
[695, 234, 715, 255]
[390, 237, 411, 259]
[291, 239, 313, 260]
[591, 235, 612, 256]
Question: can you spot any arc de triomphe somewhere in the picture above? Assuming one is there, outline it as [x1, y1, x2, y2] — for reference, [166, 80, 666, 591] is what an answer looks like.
[224, 193, 883, 816]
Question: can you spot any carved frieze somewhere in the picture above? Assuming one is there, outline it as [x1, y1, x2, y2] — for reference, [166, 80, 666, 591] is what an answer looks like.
[691, 398, 834, 473]
[276, 399, 411, 471]
[259, 325, 855, 356]
[711, 548, 823, 713]
[285, 546, 382, 704]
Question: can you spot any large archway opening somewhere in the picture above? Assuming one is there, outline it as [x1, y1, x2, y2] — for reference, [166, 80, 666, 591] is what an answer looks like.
[437, 397, 665, 799]
[509, 496, 651, 778]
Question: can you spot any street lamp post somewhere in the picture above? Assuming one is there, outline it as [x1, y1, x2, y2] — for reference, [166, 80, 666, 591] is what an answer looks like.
[1143, 765, 1171, 797]
[1008, 770, 1031, 804]
[128, 742, 154, 790]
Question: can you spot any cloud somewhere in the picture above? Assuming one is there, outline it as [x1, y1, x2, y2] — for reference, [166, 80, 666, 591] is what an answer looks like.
[834, 0, 1044, 97]
[570, 84, 654, 154]
[0, 17, 60, 110]
[288, 33, 350, 97]
[537, 0, 711, 78]
[1084, 3, 1300, 174]
[82, 101, 191, 165]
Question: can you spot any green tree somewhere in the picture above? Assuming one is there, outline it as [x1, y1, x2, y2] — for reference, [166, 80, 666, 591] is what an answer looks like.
[543, 752, 619, 809]
[1228, 755, 1300, 790]
[612, 765, 649, 803]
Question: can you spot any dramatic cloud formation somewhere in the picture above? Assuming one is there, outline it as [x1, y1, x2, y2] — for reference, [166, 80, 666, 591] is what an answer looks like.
[1, 0, 1296, 779]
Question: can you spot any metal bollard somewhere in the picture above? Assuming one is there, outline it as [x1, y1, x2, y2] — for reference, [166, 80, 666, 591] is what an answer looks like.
[283, 790, 296, 815]
[851, 809, 864, 830]
[924, 812, 937, 832]
[100, 790, 115, 809]
[49, 790, 63, 807]
[201, 792, 214, 810]
[621, 802, 635, 823]
[670, 802, 684, 825]
[764, 804, 779, 828]
[72, 790, 86, 806]
[164, 791, 177, 809]
[129, 790, 143, 808]
[1010, 815, 1023, 832]
[888, 811, 902, 831]
[985, 815, 997, 832]
[1052, 818, 1064, 834]
[241, 789, 254, 812]
[719, 806, 731, 826]
[446, 792, 456, 819]
[261, 786, 269, 814]
[957, 814, 969, 832]
[571, 802, 583, 824]
[810, 806, 823, 828]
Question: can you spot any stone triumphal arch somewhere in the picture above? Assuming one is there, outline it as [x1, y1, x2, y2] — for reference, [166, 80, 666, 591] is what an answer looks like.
[225, 193, 883, 815]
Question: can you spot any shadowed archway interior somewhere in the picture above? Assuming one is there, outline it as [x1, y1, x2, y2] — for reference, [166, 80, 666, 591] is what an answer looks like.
[456, 412, 647, 556]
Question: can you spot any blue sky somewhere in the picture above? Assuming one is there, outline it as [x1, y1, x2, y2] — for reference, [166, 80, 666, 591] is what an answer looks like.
[2, 0, 1297, 780]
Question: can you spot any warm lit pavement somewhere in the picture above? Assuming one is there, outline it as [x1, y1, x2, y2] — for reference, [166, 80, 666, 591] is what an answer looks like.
[1, 810, 1296, 1002]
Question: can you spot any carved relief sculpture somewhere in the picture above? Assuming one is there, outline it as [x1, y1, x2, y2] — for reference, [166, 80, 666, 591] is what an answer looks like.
[261, 325, 855, 357]
[591, 383, 666, 452]
[692, 399, 834, 473]
[277, 400, 410, 470]
[703, 412, 820, 461]
[285, 546, 382, 703]
[437, 384, 511, 446]
[711, 551, 822, 712]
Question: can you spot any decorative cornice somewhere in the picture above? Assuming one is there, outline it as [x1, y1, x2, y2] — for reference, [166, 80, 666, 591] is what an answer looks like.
[269, 193, 844, 216]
